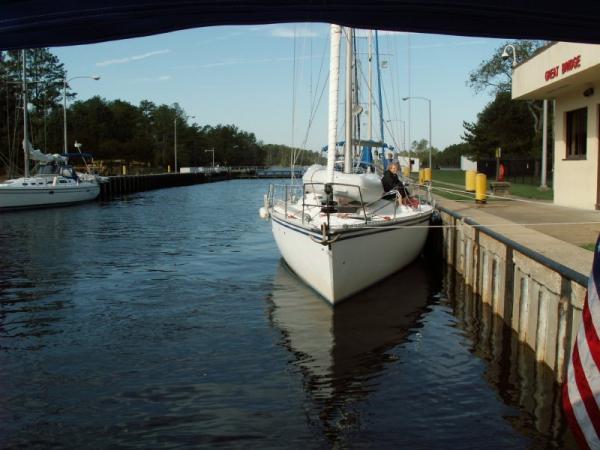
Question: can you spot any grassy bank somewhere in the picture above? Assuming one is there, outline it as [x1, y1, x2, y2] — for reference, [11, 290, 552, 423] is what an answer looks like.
[425, 169, 553, 201]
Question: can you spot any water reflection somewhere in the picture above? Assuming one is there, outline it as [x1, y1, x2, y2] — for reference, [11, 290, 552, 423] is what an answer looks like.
[268, 260, 433, 445]
[443, 267, 577, 449]
[0, 210, 80, 346]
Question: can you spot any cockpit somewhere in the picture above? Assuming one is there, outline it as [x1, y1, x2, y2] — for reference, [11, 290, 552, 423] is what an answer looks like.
[35, 163, 78, 180]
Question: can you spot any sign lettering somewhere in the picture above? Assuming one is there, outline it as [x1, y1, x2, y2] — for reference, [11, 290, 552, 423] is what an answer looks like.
[562, 55, 581, 74]
[545, 66, 559, 81]
[545, 55, 581, 82]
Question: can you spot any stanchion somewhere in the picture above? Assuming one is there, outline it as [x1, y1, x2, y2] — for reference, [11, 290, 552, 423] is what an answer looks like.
[475, 173, 487, 204]
[466, 169, 476, 192]
[423, 167, 432, 183]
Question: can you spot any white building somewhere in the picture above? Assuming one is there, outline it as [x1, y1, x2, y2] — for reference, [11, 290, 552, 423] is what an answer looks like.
[398, 156, 420, 172]
[460, 155, 477, 171]
[512, 42, 600, 210]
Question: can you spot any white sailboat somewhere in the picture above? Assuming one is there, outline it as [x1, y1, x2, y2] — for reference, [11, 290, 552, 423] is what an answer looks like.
[0, 50, 100, 211]
[261, 25, 434, 305]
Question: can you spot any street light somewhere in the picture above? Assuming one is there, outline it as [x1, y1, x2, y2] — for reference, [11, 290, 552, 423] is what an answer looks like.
[63, 75, 100, 154]
[205, 148, 215, 170]
[402, 96, 432, 169]
[501, 44, 517, 67]
[174, 115, 195, 173]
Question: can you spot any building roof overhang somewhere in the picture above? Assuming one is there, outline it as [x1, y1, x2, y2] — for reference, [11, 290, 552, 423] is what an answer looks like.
[513, 42, 600, 100]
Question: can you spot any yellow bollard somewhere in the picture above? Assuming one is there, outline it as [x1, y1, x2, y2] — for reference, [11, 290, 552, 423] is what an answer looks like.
[418, 169, 424, 184]
[167, 165, 171, 173]
[475, 173, 487, 204]
[465, 169, 476, 192]
[122, 165, 127, 175]
[402, 166, 410, 177]
[423, 167, 432, 182]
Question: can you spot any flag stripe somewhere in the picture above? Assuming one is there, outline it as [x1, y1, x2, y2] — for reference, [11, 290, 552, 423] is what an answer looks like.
[577, 325, 600, 413]
[581, 298, 600, 408]
[572, 343, 600, 439]
[563, 234, 600, 449]
[588, 283, 600, 346]
[563, 381, 592, 450]
[567, 353, 599, 449]
[593, 247, 600, 298]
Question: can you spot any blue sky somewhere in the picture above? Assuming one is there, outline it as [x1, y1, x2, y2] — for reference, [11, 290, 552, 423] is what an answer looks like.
[51, 24, 507, 153]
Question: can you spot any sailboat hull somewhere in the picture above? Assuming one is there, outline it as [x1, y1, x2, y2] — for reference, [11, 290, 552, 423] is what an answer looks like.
[272, 214, 431, 305]
[0, 183, 100, 210]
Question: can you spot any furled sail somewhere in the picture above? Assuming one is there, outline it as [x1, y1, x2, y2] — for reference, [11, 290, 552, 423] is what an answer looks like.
[23, 139, 67, 163]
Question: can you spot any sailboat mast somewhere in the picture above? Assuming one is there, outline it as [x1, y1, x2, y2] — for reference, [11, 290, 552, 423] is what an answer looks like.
[22, 50, 29, 178]
[326, 25, 341, 183]
[353, 31, 361, 153]
[344, 27, 353, 174]
[375, 31, 385, 169]
[368, 31, 373, 141]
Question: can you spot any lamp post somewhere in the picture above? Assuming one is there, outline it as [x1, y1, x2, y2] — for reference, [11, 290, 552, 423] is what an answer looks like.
[205, 148, 215, 170]
[501, 44, 517, 67]
[63, 75, 100, 155]
[174, 115, 195, 173]
[402, 96, 432, 169]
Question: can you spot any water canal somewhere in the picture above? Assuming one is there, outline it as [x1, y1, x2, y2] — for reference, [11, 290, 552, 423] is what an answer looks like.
[0, 179, 577, 448]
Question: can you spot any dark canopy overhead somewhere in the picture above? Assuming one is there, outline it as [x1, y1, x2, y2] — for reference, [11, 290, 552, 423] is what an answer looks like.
[2, 1, 600, 50]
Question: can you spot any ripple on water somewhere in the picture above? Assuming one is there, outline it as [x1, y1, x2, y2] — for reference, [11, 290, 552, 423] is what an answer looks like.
[0, 180, 576, 449]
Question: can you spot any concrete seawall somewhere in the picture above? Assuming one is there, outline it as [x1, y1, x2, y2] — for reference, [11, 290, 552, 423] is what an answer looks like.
[99, 172, 234, 200]
[437, 197, 592, 383]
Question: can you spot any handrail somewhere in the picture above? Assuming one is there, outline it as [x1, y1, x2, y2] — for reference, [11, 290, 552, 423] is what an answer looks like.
[437, 204, 588, 287]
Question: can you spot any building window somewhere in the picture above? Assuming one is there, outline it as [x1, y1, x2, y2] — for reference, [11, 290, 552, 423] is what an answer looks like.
[566, 107, 587, 159]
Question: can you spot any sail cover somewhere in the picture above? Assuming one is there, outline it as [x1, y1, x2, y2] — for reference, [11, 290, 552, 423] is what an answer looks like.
[23, 140, 67, 163]
[1, 1, 600, 50]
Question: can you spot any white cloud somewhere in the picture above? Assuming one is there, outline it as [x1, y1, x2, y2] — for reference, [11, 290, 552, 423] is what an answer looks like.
[96, 49, 171, 67]
[270, 26, 319, 38]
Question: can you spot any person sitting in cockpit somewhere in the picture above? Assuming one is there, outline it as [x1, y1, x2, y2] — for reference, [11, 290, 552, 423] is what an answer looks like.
[381, 162, 409, 200]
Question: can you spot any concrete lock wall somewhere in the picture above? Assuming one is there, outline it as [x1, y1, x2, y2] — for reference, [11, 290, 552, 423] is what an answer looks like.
[440, 209, 586, 383]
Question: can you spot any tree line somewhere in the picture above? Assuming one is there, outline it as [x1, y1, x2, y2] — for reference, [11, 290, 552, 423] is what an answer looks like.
[2, 42, 550, 176]
[0, 49, 323, 176]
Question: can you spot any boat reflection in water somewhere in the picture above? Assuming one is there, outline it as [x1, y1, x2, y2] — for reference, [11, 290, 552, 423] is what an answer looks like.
[267, 259, 433, 442]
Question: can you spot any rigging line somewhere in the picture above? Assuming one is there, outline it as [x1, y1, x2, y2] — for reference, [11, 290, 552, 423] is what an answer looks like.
[428, 180, 556, 206]
[407, 33, 411, 155]
[298, 32, 329, 154]
[309, 25, 313, 115]
[380, 76, 398, 146]
[297, 70, 329, 159]
[353, 29, 360, 151]
[430, 187, 477, 201]
[393, 31, 404, 149]
[290, 24, 297, 180]
[358, 220, 600, 230]
[355, 58, 401, 151]
[383, 33, 400, 147]
[293, 54, 329, 167]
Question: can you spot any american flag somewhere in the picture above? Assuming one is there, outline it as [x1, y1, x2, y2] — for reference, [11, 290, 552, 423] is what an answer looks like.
[563, 236, 600, 449]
